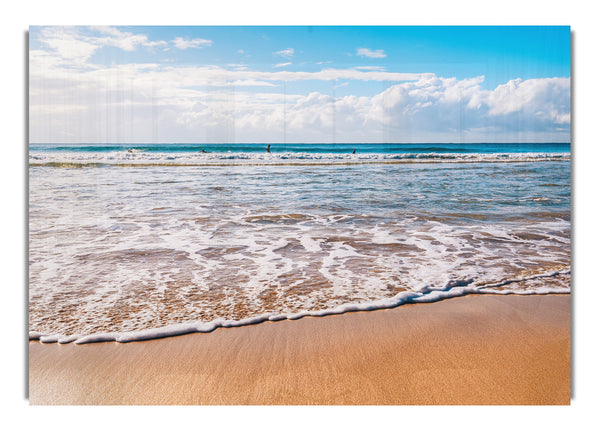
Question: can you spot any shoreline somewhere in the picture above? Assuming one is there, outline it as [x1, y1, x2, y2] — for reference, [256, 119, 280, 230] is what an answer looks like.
[30, 275, 571, 344]
[29, 293, 570, 405]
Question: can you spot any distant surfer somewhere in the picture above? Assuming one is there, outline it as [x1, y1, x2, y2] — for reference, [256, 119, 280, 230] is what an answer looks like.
[352, 149, 356, 154]
[266, 144, 271, 153]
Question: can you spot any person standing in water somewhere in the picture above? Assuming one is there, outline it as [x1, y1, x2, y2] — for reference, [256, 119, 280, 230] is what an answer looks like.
[266, 144, 271, 153]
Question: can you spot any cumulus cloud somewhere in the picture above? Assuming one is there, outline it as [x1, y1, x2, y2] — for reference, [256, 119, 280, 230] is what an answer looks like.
[356, 48, 386, 58]
[30, 63, 570, 143]
[487, 77, 570, 122]
[172, 37, 213, 50]
[361, 75, 570, 140]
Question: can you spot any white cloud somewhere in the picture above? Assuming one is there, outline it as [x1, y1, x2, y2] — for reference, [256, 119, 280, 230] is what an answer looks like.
[29, 27, 570, 143]
[94, 26, 168, 51]
[231, 80, 277, 87]
[275, 62, 291, 68]
[356, 48, 387, 59]
[487, 77, 570, 122]
[36, 26, 168, 66]
[37, 27, 99, 65]
[30, 59, 570, 143]
[355, 66, 385, 71]
[227, 63, 249, 71]
[274, 48, 294, 58]
[172, 37, 213, 50]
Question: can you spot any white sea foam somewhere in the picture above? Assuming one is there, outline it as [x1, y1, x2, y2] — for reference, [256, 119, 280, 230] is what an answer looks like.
[29, 150, 570, 166]
[29, 269, 569, 344]
[29, 153, 571, 344]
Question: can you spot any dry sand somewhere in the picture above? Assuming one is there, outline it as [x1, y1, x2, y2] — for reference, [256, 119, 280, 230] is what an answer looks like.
[29, 294, 570, 405]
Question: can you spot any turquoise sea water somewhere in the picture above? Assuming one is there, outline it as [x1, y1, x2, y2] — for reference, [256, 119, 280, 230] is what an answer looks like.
[30, 142, 569, 154]
[29, 143, 571, 343]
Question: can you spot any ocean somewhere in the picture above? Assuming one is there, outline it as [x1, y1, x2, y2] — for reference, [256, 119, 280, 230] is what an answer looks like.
[28, 143, 571, 343]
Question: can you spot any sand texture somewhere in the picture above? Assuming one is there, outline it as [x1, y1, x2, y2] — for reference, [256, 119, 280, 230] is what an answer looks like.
[29, 294, 570, 405]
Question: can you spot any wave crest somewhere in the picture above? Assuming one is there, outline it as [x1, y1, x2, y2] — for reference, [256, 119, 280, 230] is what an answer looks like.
[30, 151, 570, 167]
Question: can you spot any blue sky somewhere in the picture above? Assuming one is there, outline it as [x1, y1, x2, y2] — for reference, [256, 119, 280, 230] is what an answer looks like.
[115, 26, 571, 89]
[29, 26, 571, 143]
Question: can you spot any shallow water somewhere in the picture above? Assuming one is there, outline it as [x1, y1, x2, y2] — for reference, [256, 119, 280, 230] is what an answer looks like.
[28, 144, 571, 343]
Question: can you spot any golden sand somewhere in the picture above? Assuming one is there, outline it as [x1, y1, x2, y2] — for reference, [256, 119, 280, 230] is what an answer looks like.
[29, 294, 570, 405]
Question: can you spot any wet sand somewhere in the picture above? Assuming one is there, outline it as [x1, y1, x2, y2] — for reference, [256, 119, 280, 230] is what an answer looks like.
[28, 294, 570, 405]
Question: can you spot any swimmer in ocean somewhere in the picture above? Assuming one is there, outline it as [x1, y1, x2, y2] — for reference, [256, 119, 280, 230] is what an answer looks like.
[266, 144, 271, 153]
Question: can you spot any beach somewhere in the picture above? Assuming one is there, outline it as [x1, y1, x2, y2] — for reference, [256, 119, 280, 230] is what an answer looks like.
[29, 293, 570, 405]
[24, 24, 575, 413]
[28, 144, 572, 404]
